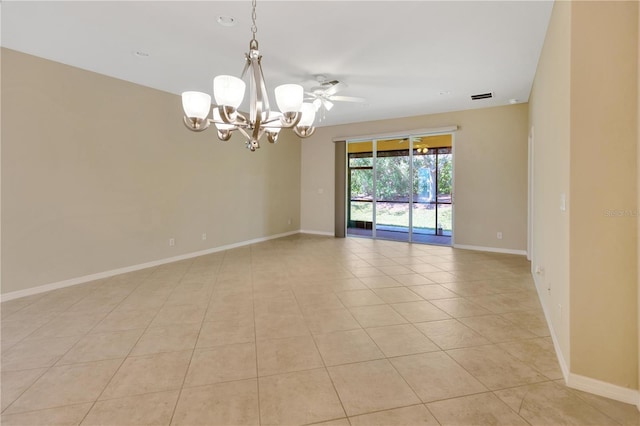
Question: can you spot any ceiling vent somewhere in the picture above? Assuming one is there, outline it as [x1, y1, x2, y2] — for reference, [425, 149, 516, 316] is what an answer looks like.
[471, 92, 493, 100]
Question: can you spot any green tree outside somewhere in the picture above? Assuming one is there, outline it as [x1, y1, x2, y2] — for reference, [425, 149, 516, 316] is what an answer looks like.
[349, 150, 453, 231]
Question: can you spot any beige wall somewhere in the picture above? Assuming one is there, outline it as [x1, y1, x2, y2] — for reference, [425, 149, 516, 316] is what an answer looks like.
[569, 1, 638, 389]
[301, 105, 529, 252]
[528, 0, 572, 373]
[530, 0, 639, 391]
[1, 48, 301, 295]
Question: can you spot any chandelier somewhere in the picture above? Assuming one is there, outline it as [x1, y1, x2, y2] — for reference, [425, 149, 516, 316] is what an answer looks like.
[180, 0, 316, 151]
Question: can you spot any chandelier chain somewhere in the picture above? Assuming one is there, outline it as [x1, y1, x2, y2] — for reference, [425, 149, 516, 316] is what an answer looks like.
[250, 0, 258, 41]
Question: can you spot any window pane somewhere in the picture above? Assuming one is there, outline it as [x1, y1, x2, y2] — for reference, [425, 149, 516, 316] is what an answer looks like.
[350, 169, 373, 201]
[349, 156, 373, 167]
[347, 164, 373, 237]
[413, 202, 436, 235]
[375, 138, 410, 242]
[437, 204, 453, 234]
[350, 201, 373, 224]
[412, 152, 436, 203]
[437, 153, 452, 199]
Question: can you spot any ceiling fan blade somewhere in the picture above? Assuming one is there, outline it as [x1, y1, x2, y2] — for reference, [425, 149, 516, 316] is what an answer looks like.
[329, 95, 366, 102]
[304, 92, 317, 97]
[324, 82, 347, 96]
[323, 99, 334, 111]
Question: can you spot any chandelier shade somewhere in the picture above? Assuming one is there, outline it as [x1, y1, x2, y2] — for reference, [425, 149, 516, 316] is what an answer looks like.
[274, 84, 304, 115]
[298, 103, 316, 127]
[180, 0, 316, 151]
[213, 75, 246, 109]
[182, 91, 212, 120]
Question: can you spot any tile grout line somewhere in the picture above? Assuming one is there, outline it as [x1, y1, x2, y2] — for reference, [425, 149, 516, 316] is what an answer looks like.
[436, 343, 542, 423]
[290, 269, 352, 423]
[347, 402, 437, 424]
[2, 269, 157, 418]
[334, 259, 428, 418]
[2, 235, 632, 425]
[249, 246, 264, 426]
[563, 385, 629, 425]
[2, 266, 165, 423]
[356, 287, 429, 414]
[166, 255, 222, 426]
[77, 260, 194, 425]
[357, 264, 534, 422]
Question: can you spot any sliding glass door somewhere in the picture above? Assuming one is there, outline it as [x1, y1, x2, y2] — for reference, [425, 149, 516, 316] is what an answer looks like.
[375, 138, 410, 242]
[347, 134, 453, 245]
[411, 140, 453, 243]
[347, 141, 374, 238]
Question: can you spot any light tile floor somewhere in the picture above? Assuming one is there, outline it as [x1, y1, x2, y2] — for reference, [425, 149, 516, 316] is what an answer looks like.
[1, 234, 638, 425]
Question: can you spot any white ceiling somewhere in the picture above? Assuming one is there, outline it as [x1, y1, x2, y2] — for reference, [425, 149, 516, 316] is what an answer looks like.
[1, 1, 553, 127]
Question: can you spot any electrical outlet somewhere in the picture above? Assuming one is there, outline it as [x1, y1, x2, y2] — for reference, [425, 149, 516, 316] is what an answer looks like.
[497, 231, 503, 240]
[202, 233, 207, 240]
[287, 218, 292, 225]
[169, 238, 175, 246]
[558, 303, 562, 320]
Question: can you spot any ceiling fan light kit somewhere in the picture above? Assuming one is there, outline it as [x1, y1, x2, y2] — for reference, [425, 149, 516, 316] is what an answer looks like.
[180, 0, 316, 151]
[305, 76, 365, 122]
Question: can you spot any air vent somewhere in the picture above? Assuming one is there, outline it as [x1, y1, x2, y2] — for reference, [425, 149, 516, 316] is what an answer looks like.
[471, 92, 493, 100]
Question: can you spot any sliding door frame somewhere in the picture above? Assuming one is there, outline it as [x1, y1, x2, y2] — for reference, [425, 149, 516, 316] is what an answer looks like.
[343, 126, 457, 245]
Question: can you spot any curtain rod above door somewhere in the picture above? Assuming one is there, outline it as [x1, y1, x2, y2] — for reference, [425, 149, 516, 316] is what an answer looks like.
[333, 125, 458, 143]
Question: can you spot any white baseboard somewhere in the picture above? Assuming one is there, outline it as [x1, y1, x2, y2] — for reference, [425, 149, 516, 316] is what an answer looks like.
[567, 373, 639, 406]
[299, 230, 334, 237]
[532, 274, 570, 379]
[532, 274, 640, 409]
[453, 244, 527, 256]
[0, 230, 300, 302]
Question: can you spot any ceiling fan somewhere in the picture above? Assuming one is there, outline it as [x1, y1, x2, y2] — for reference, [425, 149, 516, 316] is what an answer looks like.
[304, 75, 365, 121]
